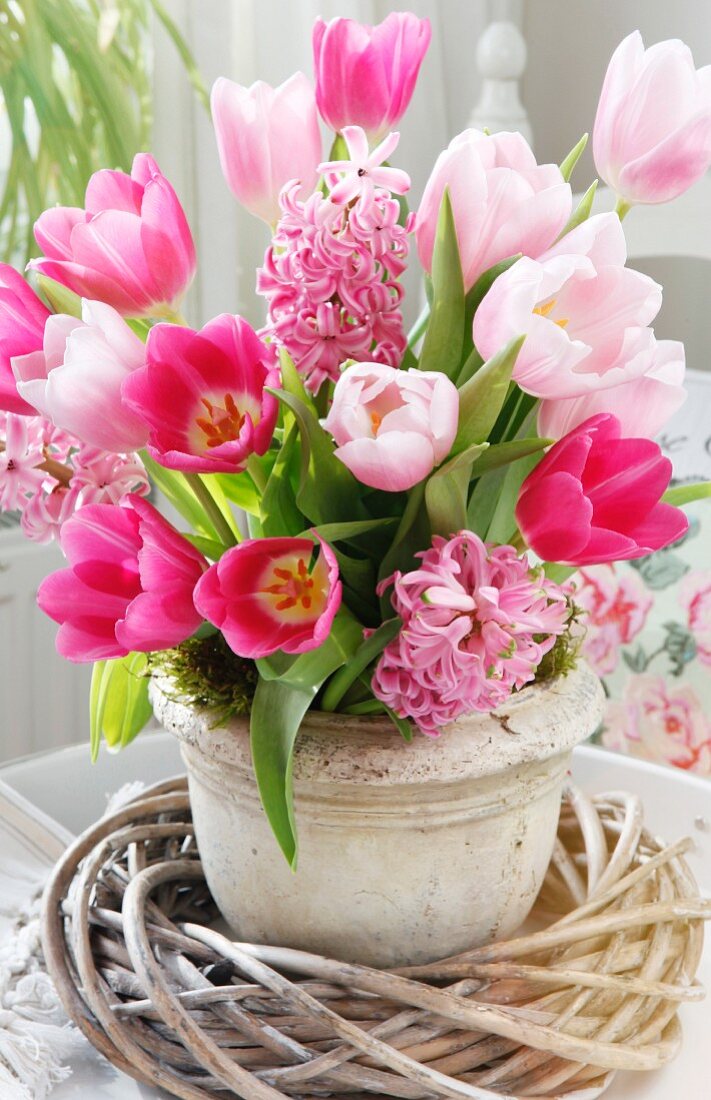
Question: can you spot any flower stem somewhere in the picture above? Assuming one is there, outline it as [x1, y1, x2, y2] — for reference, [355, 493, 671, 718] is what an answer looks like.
[510, 529, 527, 553]
[0, 442, 73, 488]
[615, 196, 632, 221]
[407, 302, 430, 348]
[184, 473, 237, 547]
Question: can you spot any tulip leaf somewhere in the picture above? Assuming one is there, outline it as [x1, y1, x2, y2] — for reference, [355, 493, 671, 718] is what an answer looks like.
[140, 453, 225, 540]
[418, 188, 465, 379]
[426, 442, 489, 537]
[89, 653, 152, 763]
[36, 274, 82, 318]
[269, 388, 364, 524]
[454, 335, 526, 452]
[559, 133, 588, 182]
[261, 421, 304, 536]
[302, 517, 398, 550]
[212, 471, 261, 517]
[251, 615, 364, 867]
[321, 618, 401, 712]
[470, 437, 552, 477]
[544, 562, 577, 584]
[662, 481, 711, 507]
[278, 348, 317, 414]
[183, 534, 228, 560]
[378, 482, 431, 613]
[486, 450, 544, 544]
[558, 179, 598, 239]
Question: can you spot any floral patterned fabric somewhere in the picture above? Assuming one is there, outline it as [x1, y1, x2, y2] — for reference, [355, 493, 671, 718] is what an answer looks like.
[575, 370, 711, 775]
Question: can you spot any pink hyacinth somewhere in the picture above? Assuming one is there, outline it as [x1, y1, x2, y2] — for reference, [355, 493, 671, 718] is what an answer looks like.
[258, 133, 410, 392]
[37, 495, 208, 661]
[372, 532, 569, 736]
[29, 154, 196, 318]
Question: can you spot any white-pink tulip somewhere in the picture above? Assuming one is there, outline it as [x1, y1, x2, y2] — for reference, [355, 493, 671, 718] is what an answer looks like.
[537, 338, 686, 440]
[211, 72, 322, 225]
[323, 363, 459, 492]
[12, 300, 148, 453]
[415, 129, 572, 292]
[473, 213, 662, 400]
[594, 31, 711, 207]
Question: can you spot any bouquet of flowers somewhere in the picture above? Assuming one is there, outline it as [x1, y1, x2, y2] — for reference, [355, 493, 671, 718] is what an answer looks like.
[1, 14, 709, 863]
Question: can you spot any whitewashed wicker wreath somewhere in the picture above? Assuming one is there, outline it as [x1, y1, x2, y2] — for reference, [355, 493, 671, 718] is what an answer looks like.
[41, 775, 710, 1099]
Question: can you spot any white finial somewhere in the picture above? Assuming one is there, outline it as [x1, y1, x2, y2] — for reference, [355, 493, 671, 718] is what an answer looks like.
[469, 21, 533, 147]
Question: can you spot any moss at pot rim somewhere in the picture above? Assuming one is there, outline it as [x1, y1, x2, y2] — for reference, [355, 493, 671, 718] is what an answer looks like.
[148, 633, 258, 723]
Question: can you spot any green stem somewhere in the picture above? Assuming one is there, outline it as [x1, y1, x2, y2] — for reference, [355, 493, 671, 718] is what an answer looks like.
[184, 474, 237, 546]
[247, 454, 268, 494]
[615, 196, 632, 221]
[407, 302, 430, 348]
[510, 529, 527, 553]
[153, 306, 188, 325]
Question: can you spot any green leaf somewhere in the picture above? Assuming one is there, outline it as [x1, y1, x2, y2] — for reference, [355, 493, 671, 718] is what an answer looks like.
[278, 348, 317, 414]
[467, 465, 509, 539]
[486, 450, 543, 544]
[183, 534, 229, 560]
[559, 133, 588, 182]
[426, 443, 489, 536]
[250, 679, 313, 868]
[199, 474, 241, 540]
[383, 704, 414, 742]
[418, 189, 465, 379]
[543, 562, 577, 584]
[378, 482, 431, 613]
[212, 471, 261, 517]
[141, 453, 222, 540]
[89, 653, 152, 762]
[261, 421, 304, 536]
[558, 180, 598, 239]
[662, 481, 711, 507]
[321, 618, 401, 711]
[470, 437, 552, 477]
[269, 389, 364, 524]
[454, 336, 526, 452]
[255, 614, 362, 693]
[36, 275, 82, 317]
[302, 517, 398, 547]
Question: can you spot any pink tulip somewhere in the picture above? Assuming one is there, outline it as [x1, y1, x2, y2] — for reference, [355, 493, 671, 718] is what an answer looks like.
[211, 73, 322, 225]
[37, 496, 208, 661]
[12, 300, 148, 453]
[515, 414, 687, 566]
[122, 314, 279, 474]
[474, 213, 662, 399]
[29, 154, 196, 317]
[313, 12, 431, 142]
[193, 536, 341, 659]
[593, 31, 711, 206]
[323, 362, 459, 492]
[416, 129, 572, 292]
[538, 337, 686, 440]
[0, 265, 50, 415]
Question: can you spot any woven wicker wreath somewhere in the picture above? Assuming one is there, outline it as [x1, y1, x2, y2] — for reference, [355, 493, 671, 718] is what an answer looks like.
[41, 775, 710, 1100]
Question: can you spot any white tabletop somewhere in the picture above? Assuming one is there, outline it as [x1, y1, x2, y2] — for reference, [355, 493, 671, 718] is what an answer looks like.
[1, 737, 709, 1100]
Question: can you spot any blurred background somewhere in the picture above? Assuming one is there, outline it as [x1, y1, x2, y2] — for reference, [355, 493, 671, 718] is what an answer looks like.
[1, 0, 710, 762]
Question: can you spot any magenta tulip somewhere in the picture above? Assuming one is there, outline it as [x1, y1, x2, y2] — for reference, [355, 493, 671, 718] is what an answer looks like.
[122, 314, 279, 474]
[473, 213, 662, 399]
[193, 536, 341, 659]
[37, 496, 208, 661]
[12, 300, 148, 453]
[29, 154, 196, 317]
[313, 12, 431, 142]
[593, 32, 711, 207]
[516, 414, 688, 566]
[537, 338, 686, 440]
[416, 129, 572, 292]
[323, 362, 459, 492]
[211, 73, 322, 225]
[0, 265, 50, 415]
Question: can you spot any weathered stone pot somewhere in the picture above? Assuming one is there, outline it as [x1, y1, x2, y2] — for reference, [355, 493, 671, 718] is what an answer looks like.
[152, 662, 604, 968]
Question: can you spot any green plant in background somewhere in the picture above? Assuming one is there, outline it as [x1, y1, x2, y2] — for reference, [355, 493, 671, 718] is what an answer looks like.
[0, 0, 207, 264]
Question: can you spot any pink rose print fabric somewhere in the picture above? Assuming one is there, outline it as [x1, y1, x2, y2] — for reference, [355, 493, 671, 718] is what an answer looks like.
[603, 675, 711, 774]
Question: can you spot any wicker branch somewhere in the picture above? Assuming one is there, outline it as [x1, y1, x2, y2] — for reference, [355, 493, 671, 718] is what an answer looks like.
[41, 777, 709, 1099]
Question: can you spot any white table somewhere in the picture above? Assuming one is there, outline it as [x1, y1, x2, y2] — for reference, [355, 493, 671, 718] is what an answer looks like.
[1, 737, 709, 1099]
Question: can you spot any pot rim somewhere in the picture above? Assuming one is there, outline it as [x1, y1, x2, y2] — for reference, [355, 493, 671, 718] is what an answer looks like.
[151, 661, 604, 787]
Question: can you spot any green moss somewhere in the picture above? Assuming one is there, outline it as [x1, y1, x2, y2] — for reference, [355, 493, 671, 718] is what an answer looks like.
[149, 633, 258, 722]
[534, 601, 585, 684]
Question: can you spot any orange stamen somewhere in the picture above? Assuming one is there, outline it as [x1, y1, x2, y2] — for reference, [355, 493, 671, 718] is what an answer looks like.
[262, 557, 316, 614]
[195, 393, 246, 448]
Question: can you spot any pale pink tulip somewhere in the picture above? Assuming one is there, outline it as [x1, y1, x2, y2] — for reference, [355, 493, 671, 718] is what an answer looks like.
[416, 129, 572, 292]
[594, 32, 711, 206]
[323, 362, 459, 492]
[211, 73, 322, 225]
[474, 213, 662, 399]
[29, 154, 196, 317]
[538, 337, 686, 439]
[312, 12, 431, 142]
[12, 300, 148, 453]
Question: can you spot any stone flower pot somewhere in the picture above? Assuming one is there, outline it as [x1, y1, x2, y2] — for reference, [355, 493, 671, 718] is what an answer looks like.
[152, 662, 604, 968]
